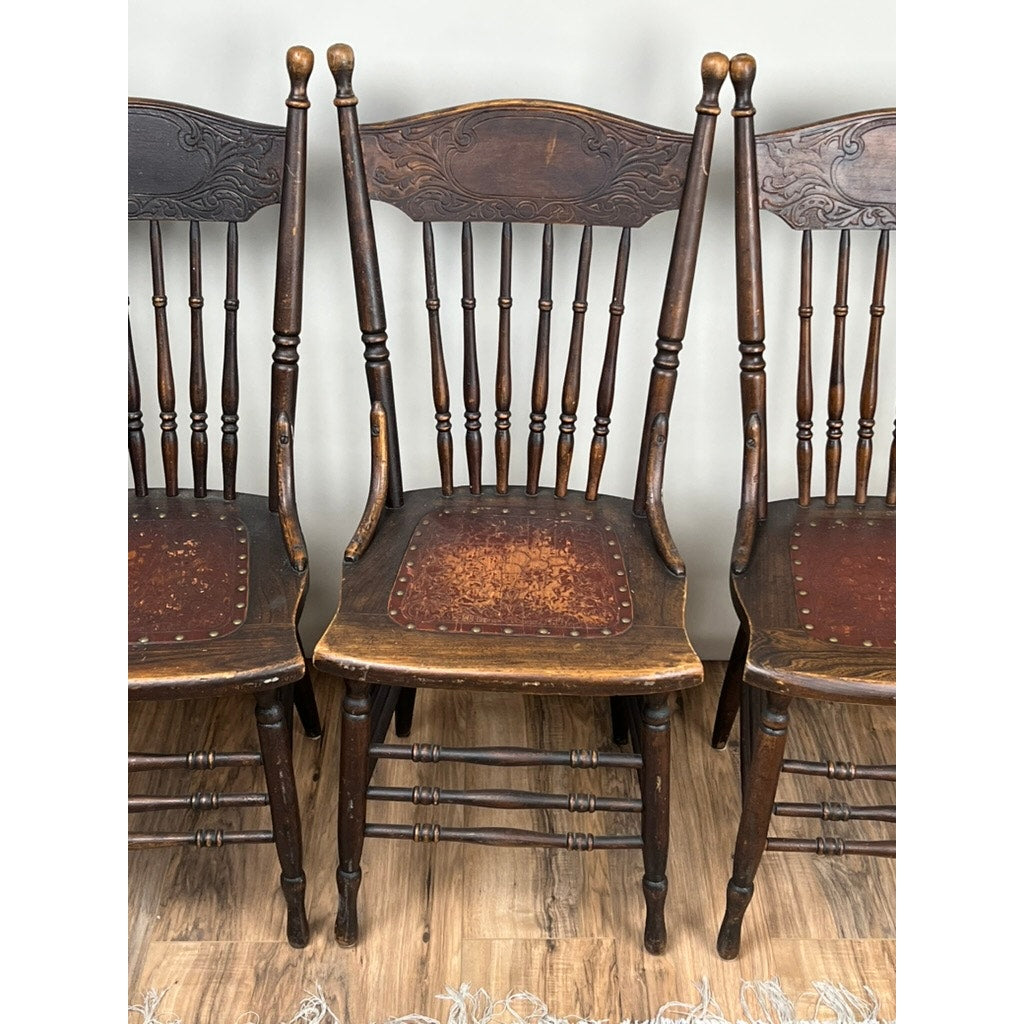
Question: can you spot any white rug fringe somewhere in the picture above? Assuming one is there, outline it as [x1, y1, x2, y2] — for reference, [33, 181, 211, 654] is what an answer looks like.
[129, 980, 893, 1024]
[128, 985, 339, 1024]
[128, 988, 183, 1024]
[281, 985, 342, 1024]
[384, 979, 890, 1024]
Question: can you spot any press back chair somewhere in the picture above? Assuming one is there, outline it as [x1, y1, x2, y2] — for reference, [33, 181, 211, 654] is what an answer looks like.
[710, 55, 895, 959]
[314, 43, 728, 955]
[128, 46, 319, 947]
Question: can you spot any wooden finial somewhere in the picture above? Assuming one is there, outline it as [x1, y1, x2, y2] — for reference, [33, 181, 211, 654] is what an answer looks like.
[328, 43, 356, 104]
[730, 53, 756, 115]
[285, 46, 314, 107]
[697, 52, 729, 115]
[287, 45, 314, 78]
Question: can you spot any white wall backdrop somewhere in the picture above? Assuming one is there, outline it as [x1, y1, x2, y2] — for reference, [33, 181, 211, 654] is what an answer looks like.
[127, 1, 897, 660]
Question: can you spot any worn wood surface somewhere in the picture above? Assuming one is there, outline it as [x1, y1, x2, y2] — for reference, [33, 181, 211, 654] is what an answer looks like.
[315, 488, 701, 694]
[128, 493, 308, 696]
[357, 101, 696, 228]
[731, 497, 896, 703]
[712, 54, 895, 962]
[318, 58, 721, 952]
[128, 46, 317, 948]
[128, 662, 895, 1021]
[327, 44, 725, 528]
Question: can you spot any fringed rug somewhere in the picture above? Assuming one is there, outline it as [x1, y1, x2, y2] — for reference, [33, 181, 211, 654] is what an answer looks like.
[128, 980, 893, 1024]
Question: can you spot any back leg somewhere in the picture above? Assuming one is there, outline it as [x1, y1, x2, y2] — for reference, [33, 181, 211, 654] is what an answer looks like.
[711, 622, 748, 748]
[393, 686, 417, 738]
[294, 658, 323, 738]
[609, 695, 630, 746]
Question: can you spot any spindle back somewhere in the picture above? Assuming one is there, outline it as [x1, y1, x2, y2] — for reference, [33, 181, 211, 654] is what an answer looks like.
[330, 44, 727, 515]
[128, 47, 312, 506]
[730, 55, 895, 539]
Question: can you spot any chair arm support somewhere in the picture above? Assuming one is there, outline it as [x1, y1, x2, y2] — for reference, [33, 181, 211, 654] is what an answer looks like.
[273, 411, 308, 573]
[643, 412, 685, 578]
[731, 412, 763, 574]
[345, 401, 389, 563]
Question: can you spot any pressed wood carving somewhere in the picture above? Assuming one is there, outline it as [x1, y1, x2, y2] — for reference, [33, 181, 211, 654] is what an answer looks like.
[756, 111, 895, 230]
[128, 103, 286, 222]
[361, 102, 694, 226]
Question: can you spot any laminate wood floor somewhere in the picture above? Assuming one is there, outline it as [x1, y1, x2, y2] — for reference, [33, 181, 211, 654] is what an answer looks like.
[128, 662, 895, 1022]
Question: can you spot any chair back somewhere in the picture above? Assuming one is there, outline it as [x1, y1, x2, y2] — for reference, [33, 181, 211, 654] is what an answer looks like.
[730, 54, 895, 551]
[330, 44, 728, 522]
[128, 47, 313, 508]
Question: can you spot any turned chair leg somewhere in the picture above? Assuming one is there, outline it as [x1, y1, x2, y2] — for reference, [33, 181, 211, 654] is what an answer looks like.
[393, 686, 417, 738]
[711, 623, 748, 748]
[293, 659, 323, 738]
[337, 677, 371, 946]
[717, 687, 791, 960]
[640, 693, 671, 954]
[254, 690, 309, 948]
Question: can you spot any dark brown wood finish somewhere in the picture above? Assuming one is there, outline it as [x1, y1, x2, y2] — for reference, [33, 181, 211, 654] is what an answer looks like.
[129, 316, 147, 495]
[586, 226, 631, 501]
[495, 221, 513, 494]
[554, 225, 593, 498]
[422, 222, 455, 495]
[710, 54, 896, 960]
[149, 221, 178, 495]
[632, 57, 726, 519]
[127, 46, 320, 948]
[222, 221, 241, 499]
[317, 43, 728, 955]
[825, 229, 851, 505]
[188, 220, 209, 496]
[357, 101, 698, 227]
[526, 222, 554, 496]
[462, 222, 483, 495]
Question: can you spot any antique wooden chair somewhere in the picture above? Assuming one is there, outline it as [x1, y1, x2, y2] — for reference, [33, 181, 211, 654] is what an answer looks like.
[128, 46, 320, 947]
[710, 55, 895, 959]
[314, 43, 728, 955]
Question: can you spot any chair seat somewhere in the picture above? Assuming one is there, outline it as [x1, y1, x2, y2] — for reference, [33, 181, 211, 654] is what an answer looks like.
[129, 491, 307, 698]
[732, 496, 895, 703]
[314, 487, 702, 694]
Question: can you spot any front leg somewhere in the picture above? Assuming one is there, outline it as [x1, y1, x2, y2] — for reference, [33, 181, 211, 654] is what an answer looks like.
[336, 677, 371, 945]
[640, 693, 671, 954]
[254, 690, 309, 948]
[717, 687, 791, 959]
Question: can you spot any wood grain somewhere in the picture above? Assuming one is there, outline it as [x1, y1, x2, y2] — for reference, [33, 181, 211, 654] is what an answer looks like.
[129, 662, 895, 1020]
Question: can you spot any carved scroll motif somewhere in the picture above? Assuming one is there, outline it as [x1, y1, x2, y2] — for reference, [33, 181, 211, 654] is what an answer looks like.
[129, 104, 285, 221]
[756, 112, 895, 230]
[361, 104, 693, 226]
